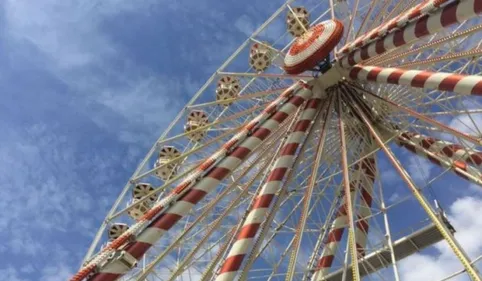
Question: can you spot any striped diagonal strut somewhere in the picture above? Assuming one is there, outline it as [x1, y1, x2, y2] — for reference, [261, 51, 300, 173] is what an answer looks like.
[395, 131, 482, 185]
[214, 86, 326, 281]
[338, 0, 450, 55]
[76, 82, 314, 281]
[311, 142, 377, 280]
[353, 146, 376, 257]
[339, 0, 482, 67]
[349, 65, 482, 96]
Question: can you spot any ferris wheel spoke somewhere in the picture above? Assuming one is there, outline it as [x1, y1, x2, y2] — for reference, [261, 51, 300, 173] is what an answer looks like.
[284, 95, 334, 281]
[338, 0, 482, 68]
[217, 71, 312, 80]
[370, 22, 482, 66]
[349, 65, 482, 97]
[349, 93, 482, 281]
[133, 122, 289, 281]
[187, 86, 290, 109]
[338, 0, 443, 55]
[76, 83, 314, 281]
[352, 142, 377, 259]
[393, 130, 482, 187]
[213, 86, 325, 281]
[392, 48, 482, 69]
[113, 84, 313, 219]
[336, 95, 361, 281]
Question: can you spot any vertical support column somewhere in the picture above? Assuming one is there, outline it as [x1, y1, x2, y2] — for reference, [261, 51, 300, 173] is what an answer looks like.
[214, 87, 325, 281]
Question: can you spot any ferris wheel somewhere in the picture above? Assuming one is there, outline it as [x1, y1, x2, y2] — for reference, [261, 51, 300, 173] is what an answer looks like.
[71, 0, 482, 280]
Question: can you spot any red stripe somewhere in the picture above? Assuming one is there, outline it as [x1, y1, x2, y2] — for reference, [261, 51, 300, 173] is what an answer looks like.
[306, 98, 321, 109]
[317, 255, 335, 268]
[230, 146, 251, 160]
[348, 53, 356, 66]
[349, 66, 362, 80]
[439, 75, 463, 92]
[126, 241, 151, 259]
[476, 0, 482, 13]
[289, 95, 307, 107]
[151, 213, 183, 230]
[361, 188, 373, 206]
[280, 143, 299, 156]
[414, 15, 429, 38]
[472, 80, 482, 95]
[181, 189, 207, 204]
[293, 119, 311, 132]
[441, 145, 459, 157]
[267, 167, 288, 181]
[90, 273, 119, 281]
[393, 29, 406, 47]
[360, 45, 369, 60]
[357, 220, 369, 232]
[252, 128, 272, 141]
[468, 153, 482, 166]
[420, 137, 436, 150]
[326, 228, 345, 243]
[271, 111, 290, 124]
[238, 223, 261, 239]
[367, 67, 382, 81]
[411, 72, 432, 88]
[375, 40, 385, 54]
[208, 167, 232, 181]
[253, 194, 275, 209]
[440, 2, 458, 27]
[387, 69, 405, 84]
[219, 254, 245, 273]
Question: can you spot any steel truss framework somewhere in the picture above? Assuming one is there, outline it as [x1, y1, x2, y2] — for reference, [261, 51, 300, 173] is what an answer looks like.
[73, 0, 482, 281]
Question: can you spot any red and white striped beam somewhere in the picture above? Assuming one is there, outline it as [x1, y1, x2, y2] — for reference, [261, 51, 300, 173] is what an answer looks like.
[349, 65, 482, 96]
[72, 82, 314, 281]
[311, 144, 376, 280]
[396, 131, 482, 185]
[338, 0, 482, 68]
[214, 87, 326, 281]
[338, 0, 450, 55]
[354, 152, 377, 257]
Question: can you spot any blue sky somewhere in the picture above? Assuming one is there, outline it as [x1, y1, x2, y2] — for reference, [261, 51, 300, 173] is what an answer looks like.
[0, 0, 286, 279]
[0, 1, 481, 280]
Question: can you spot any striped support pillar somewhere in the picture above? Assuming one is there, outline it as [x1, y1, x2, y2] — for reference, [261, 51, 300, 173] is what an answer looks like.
[349, 65, 482, 96]
[339, 0, 482, 68]
[353, 153, 376, 257]
[311, 183, 356, 280]
[338, 0, 450, 55]
[396, 132, 482, 184]
[80, 83, 314, 281]
[214, 88, 325, 281]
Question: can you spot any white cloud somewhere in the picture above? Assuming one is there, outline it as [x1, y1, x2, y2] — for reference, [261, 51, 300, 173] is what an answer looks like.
[399, 196, 482, 281]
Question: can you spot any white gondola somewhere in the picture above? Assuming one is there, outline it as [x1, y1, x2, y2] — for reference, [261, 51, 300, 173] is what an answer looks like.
[249, 43, 273, 72]
[216, 76, 240, 106]
[184, 110, 209, 142]
[286, 7, 310, 37]
[154, 146, 182, 180]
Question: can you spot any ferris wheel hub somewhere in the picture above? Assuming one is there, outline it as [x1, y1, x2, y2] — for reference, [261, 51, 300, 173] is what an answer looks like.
[284, 19, 344, 75]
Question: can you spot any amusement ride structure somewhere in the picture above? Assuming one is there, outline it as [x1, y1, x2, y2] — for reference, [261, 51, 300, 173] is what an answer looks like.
[72, 0, 482, 280]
